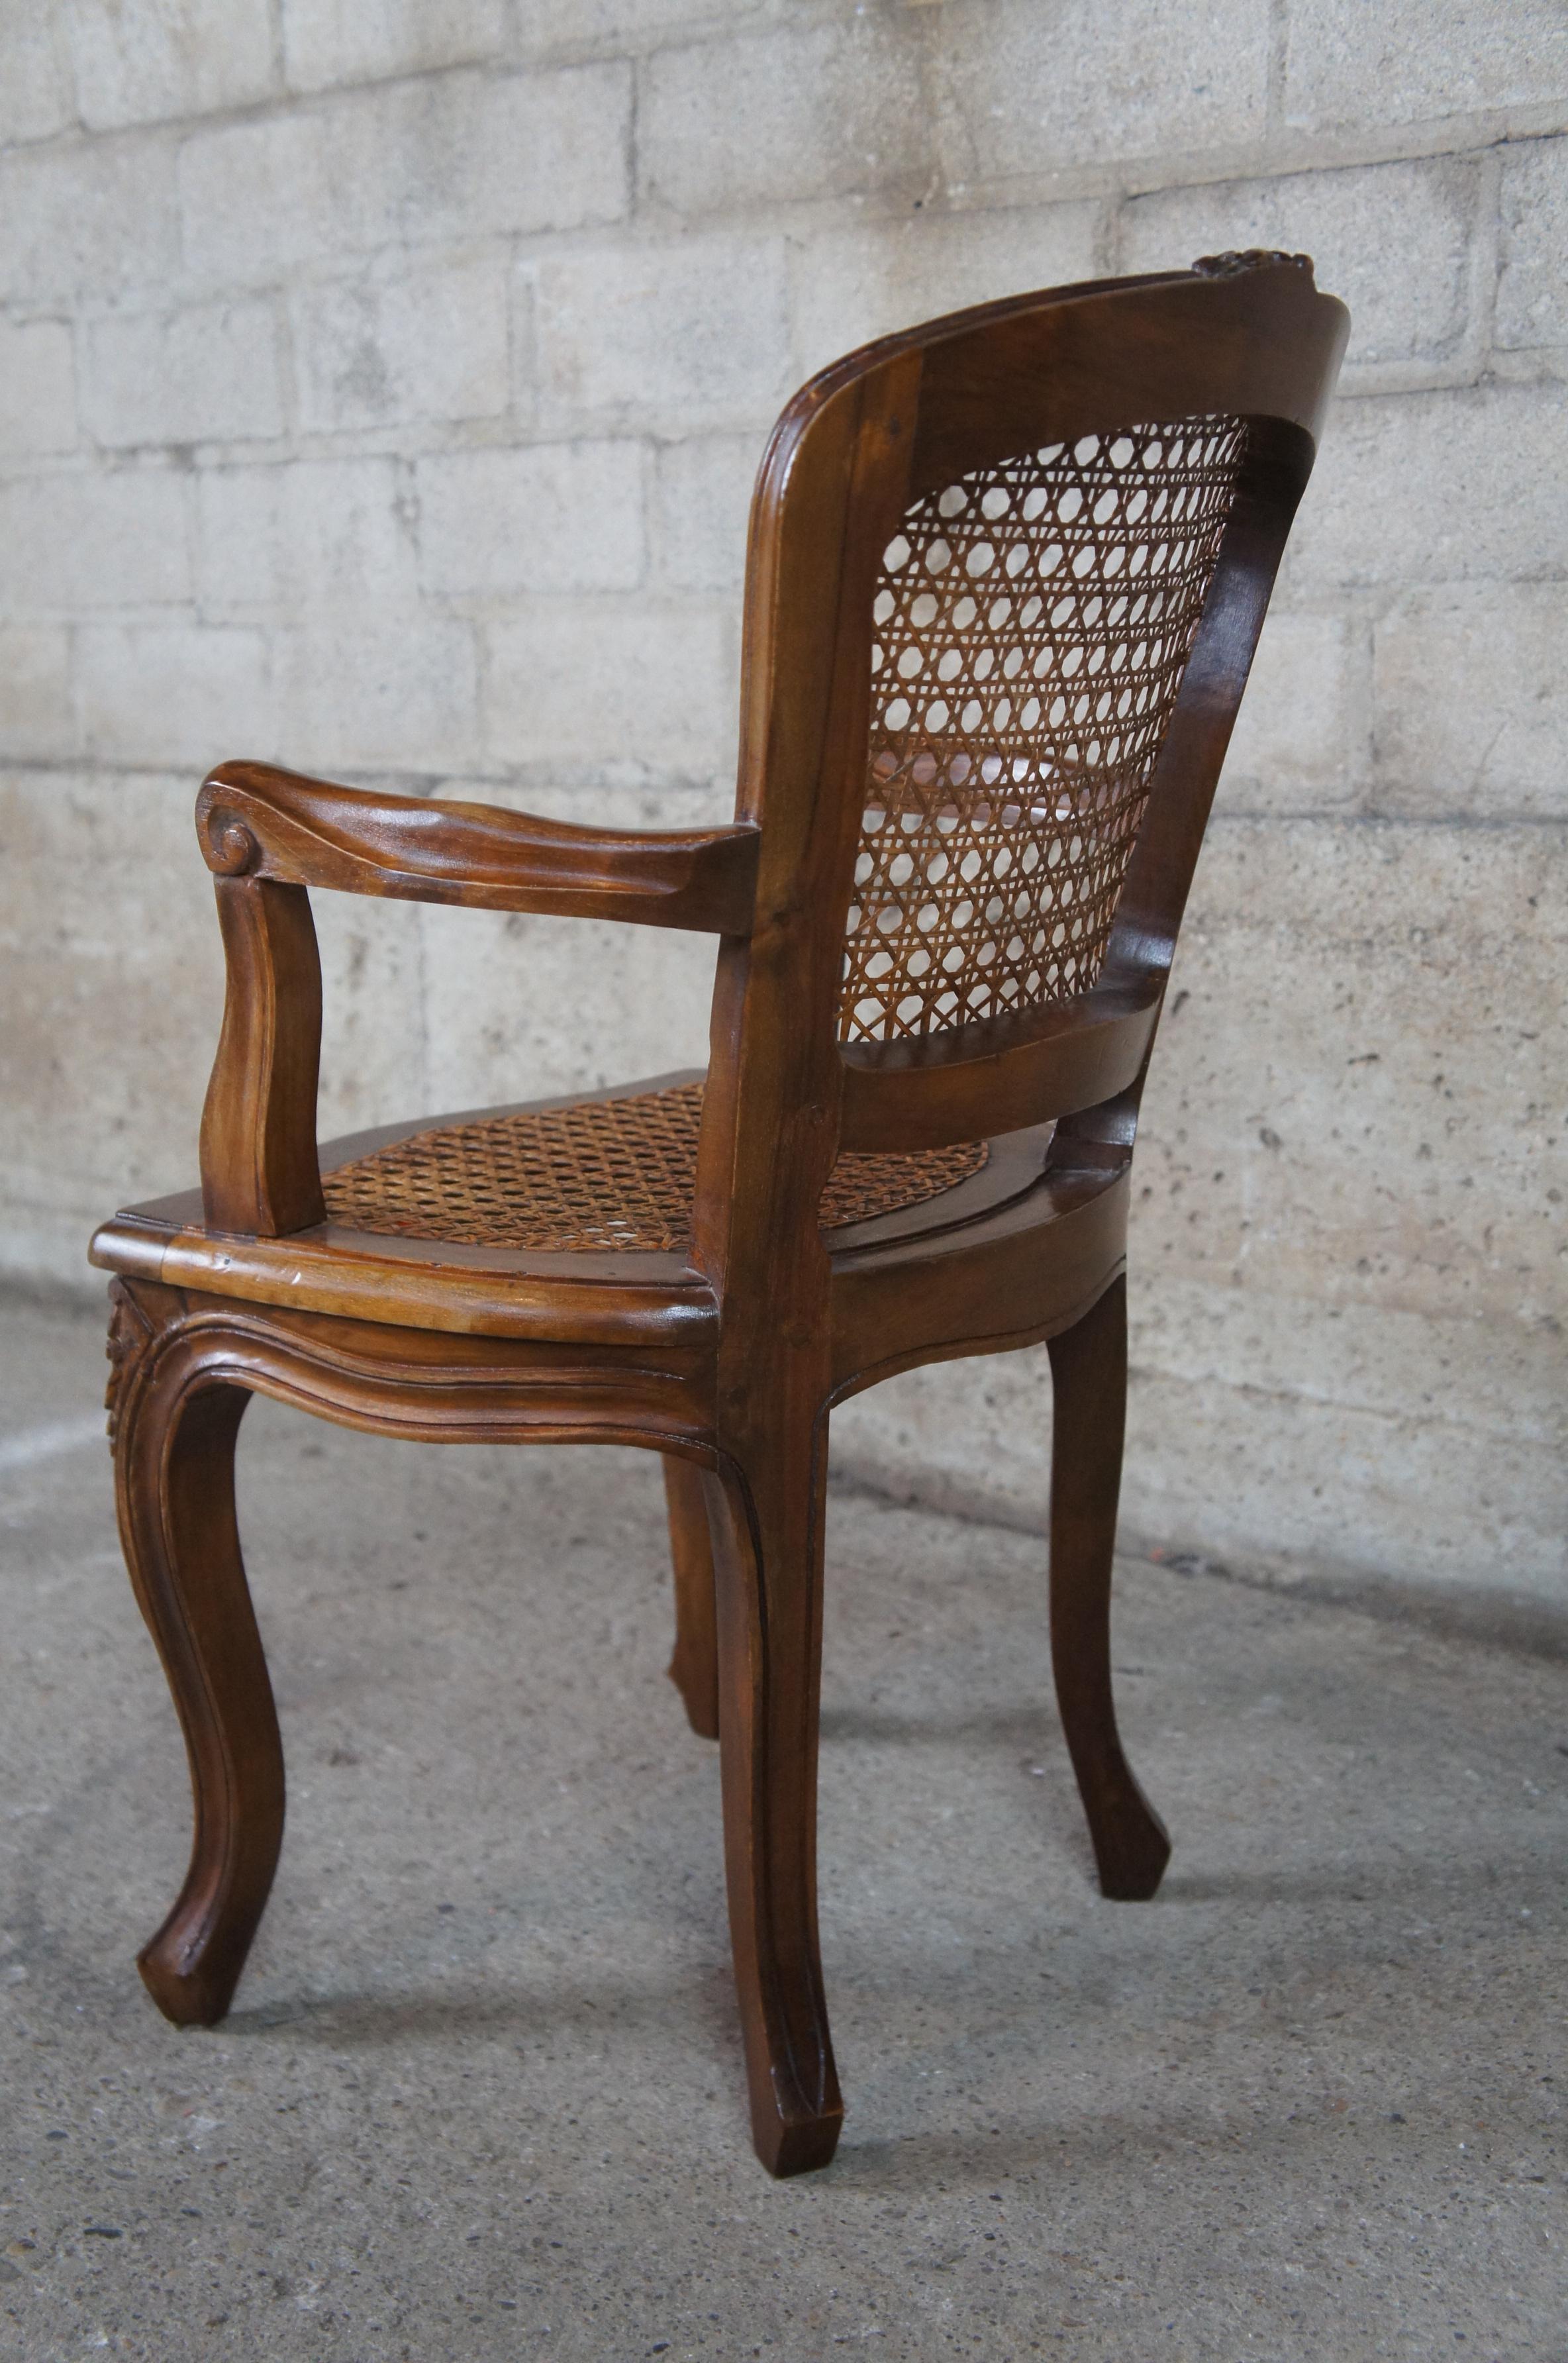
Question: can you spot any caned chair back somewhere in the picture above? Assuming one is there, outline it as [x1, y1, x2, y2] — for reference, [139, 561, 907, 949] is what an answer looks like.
[692, 258, 1348, 1303]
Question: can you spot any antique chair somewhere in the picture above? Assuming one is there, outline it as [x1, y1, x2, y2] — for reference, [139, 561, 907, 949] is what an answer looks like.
[90, 254, 1346, 2176]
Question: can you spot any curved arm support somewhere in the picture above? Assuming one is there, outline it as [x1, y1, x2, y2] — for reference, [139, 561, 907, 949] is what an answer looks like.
[197, 762, 760, 936]
[200, 874, 325, 1238]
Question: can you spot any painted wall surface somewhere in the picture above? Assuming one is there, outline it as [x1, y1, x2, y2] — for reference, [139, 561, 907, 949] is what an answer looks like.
[1, 1, 1563, 1601]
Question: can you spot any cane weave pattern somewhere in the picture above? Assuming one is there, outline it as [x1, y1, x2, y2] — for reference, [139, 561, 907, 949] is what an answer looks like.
[842, 415, 1246, 1042]
[321, 1082, 988, 1254]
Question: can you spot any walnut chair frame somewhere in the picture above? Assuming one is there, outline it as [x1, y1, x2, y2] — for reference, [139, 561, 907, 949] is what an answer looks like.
[91, 255, 1347, 2178]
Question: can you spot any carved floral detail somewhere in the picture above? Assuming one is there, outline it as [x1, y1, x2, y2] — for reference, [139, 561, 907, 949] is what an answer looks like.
[105, 1281, 156, 1448]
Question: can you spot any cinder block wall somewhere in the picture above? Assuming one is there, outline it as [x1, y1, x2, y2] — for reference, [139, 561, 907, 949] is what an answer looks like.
[2, 2, 1563, 1601]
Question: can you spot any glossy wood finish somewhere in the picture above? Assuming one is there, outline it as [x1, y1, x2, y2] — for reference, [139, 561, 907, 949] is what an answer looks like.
[1046, 1276, 1170, 1899]
[706, 1437, 842, 2174]
[107, 1283, 283, 2025]
[663, 1455, 720, 1740]
[197, 763, 761, 935]
[199, 878, 324, 1236]
[838, 976, 1161, 1154]
[91, 258, 1346, 2176]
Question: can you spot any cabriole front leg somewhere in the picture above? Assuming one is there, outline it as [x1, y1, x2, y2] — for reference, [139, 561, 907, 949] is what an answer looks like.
[109, 1293, 284, 2025]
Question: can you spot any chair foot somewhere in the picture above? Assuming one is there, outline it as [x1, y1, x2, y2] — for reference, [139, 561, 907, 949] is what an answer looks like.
[138, 1937, 242, 2029]
[109, 1286, 284, 2027]
[1046, 1276, 1171, 1903]
[1090, 1801, 1171, 1902]
[755, 2099, 845, 2179]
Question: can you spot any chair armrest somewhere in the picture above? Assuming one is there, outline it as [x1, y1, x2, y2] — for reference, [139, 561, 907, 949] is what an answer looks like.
[196, 762, 760, 936]
[193, 764, 759, 1237]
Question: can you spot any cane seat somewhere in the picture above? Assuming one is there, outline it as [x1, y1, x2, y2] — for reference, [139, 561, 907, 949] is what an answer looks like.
[318, 1080, 987, 1254]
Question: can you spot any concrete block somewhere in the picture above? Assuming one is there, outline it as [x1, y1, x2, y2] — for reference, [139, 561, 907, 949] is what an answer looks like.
[1281, 385, 1568, 591]
[291, 254, 511, 432]
[0, 629, 74, 760]
[0, 15, 74, 144]
[0, 136, 179, 304]
[651, 434, 758, 592]
[271, 617, 479, 772]
[1373, 584, 1568, 819]
[0, 774, 427, 1230]
[415, 441, 644, 599]
[313, 891, 430, 1141]
[789, 201, 1102, 381]
[283, 0, 509, 94]
[1283, 0, 1568, 133]
[177, 109, 338, 282]
[1496, 136, 1568, 350]
[516, 0, 769, 58]
[1126, 1289, 1568, 1593]
[67, 0, 275, 130]
[0, 468, 190, 616]
[1123, 1327, 1566, 1597]
[482, 598, 736, 782]
[83, 297, 285, 450]
[418, 785, 718, 1111]
[932, 0, 1269, 183]
[532, 233, 791, 430]
[432, 63, 634, 238]
[831, 1284, 1567, 1595]
[1217, 611, 1365, 815]
[0, 317, 77, 456]
[1135, 817, 1567, 1327]
[640, 15, 928, 216]
[196, 457, 421, 619]
[76, 623, 272, 768]
[1122, 1280, 1567, 1592]
[0, 770, 223, 1232]
[1122, 158, 1480, 373]
[1128, 1275, 1567, 1454]
[179, 64, 630, 287]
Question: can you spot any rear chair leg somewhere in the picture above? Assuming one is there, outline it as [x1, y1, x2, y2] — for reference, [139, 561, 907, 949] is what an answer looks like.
[1046, 1275, 1171, 1901]
[110, 1293, 285, 2023]
[663, 1455, 720, 1740]
[703, 1432, 842, 2176]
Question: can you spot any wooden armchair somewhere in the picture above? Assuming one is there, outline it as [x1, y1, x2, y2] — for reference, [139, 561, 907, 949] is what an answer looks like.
[90, 254, 1347, 2177]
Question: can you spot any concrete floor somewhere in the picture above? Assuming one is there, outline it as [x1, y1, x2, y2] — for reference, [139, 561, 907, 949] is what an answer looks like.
[1, 1294, 1565, 2363]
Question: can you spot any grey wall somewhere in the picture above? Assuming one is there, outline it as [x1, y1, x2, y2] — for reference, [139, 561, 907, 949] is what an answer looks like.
[1, 1, 1563, 1603]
